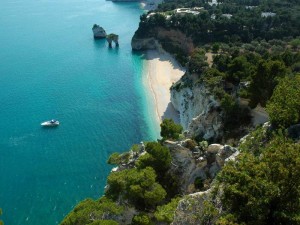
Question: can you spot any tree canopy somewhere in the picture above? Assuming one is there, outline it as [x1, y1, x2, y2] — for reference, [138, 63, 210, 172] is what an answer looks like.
[160, 119, 183, 140]
[266, 75, 300, 128]
[106, 167, 166, 209]
[248, 59, 287, 108]
[136, 142, 172, 176]
[60, 197, 122, 225]
[217, 134, 300, 224]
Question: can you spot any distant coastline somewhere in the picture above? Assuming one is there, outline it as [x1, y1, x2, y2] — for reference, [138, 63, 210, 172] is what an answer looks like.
[108, 0, 163, 11]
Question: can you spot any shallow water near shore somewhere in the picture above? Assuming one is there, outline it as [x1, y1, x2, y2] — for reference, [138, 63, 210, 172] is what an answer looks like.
[0, 0, 159, 224]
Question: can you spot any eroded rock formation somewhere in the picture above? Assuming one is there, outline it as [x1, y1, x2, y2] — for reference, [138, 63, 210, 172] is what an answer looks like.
[92, 24, 107, 39]
[106, 33, 119, 48]
[164, 140, 238, 194]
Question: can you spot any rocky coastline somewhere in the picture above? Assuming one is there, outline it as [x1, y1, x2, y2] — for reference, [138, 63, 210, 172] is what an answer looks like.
[61, 0, 300, 222]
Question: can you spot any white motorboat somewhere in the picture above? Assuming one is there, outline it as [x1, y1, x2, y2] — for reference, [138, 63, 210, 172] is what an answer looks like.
[41, 119, 59, 127]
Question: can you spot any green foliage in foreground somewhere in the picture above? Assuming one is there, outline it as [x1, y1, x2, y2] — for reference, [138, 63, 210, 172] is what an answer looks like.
[131, 213, 153, 225]
[107, 151, 132, 165]
[60, 197, 122, 225]
[106, 167, 166, 209]
[217, 134, 300, 225]
[160, 119, 183, 140]
[107, 152, 121, 165]
[136, 142, 171, 176]
[267, 75, 300, 128]
[88, 220, 118, 225]
[154, 197, 181, 223]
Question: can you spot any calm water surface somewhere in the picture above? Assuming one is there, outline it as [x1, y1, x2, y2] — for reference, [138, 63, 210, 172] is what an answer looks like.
[0, 0, 159, 224]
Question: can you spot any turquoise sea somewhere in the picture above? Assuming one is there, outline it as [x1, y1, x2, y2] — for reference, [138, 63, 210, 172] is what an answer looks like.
[0, 0, 159, 224]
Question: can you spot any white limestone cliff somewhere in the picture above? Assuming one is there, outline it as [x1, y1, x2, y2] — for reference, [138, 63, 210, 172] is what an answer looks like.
[164, 140, 238, 194]
[171, 81, 223, 141]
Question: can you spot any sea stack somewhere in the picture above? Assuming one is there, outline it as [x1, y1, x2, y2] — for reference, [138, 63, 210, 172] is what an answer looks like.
[106, 33, 119, 48]
[92, 24, 107, 39]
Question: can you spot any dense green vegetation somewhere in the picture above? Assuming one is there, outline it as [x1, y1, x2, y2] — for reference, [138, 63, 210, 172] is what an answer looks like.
[136, 0, 300, 45]
[131, 214, 153, 225]
[61, 197, 123, 225]
[107, 167, 166, 209]
[160, 119, 183, 140]
[135, 0, 300, 67]
[266, 75, 300, 128]
[216, 132, 300, 224]
[154, 197, 181, 223]
[136, 142, 171, 176]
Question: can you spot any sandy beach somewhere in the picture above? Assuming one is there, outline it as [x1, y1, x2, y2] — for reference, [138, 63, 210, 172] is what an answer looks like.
[144, 50, 185, 126]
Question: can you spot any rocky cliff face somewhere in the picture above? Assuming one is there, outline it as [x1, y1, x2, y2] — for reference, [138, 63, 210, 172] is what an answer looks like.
[131, 37, 158, 50]
[164, 140, 238, 194]
[171, 79, 223, 142]
[171, 190, 216, 225]
[171, 146, 240, 225]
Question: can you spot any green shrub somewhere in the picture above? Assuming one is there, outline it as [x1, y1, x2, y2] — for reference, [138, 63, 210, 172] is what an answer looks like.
[217, 134, 300, 224]
[60, 197, 123, 225]
[106, 167, 166, 209]
[185, 139, 197, 150]
[266, 75, 300, 128]
[249, 59, 287, 108]
[160, 119, 183, 140]
[290, 38, 300, 50]
[131, 144, 140, 153]
[154, 197, 181, 223]
[136, 142, 171, 176]
[88, 220, 118, 225]
[107, 153, 121, 165]
[131, 213, 153, 225]
[212, 43, 220, 53]
[220, 93, 238, 115]
[188, 48, 209, 74]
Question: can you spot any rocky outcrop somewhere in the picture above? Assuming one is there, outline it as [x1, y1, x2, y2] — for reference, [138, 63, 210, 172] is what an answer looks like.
[171, 145, 240, 225]
[171, 81, 223, 142]
[131, 37, 158, 50]
[171, 190, 218, 225]
[90, 205, 136, 225]
[164, 140, 238, 194]
[92, 24, 106, 39]
[106, 33, 119, 48]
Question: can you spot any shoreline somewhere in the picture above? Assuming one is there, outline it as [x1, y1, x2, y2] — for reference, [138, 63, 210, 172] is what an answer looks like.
[140, 0, 163, 11]
[143, 49, 185, 127]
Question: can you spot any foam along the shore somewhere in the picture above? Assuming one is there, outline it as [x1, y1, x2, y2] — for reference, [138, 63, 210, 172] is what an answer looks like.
[145, 50, 185, 125]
